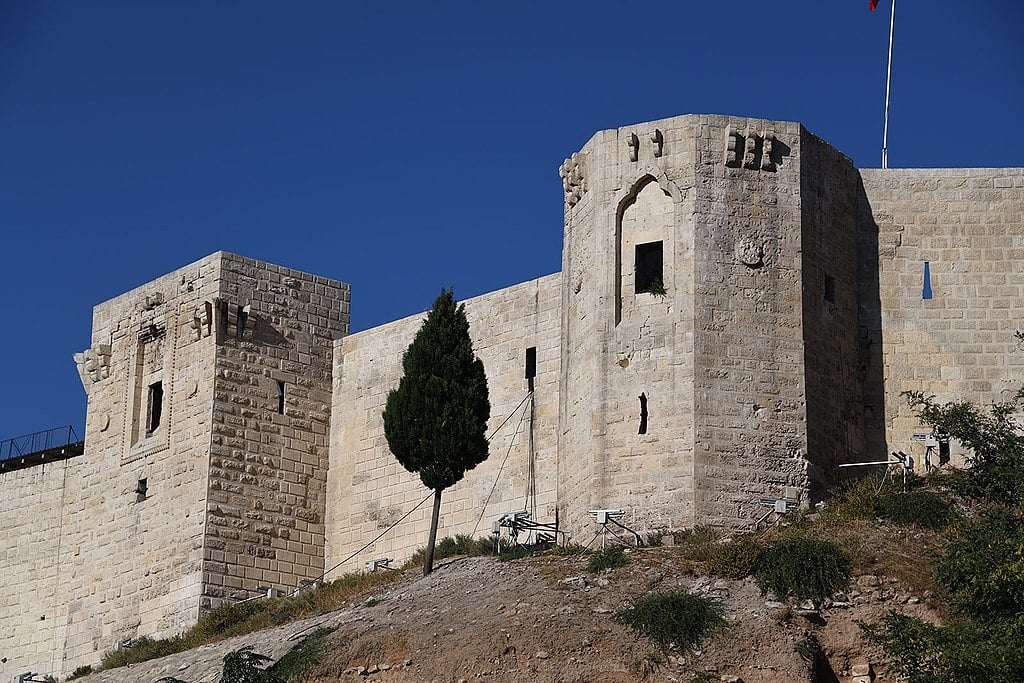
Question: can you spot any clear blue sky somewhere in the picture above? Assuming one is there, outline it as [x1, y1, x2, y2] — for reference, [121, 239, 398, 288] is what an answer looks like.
[1, 0, 1021, 439]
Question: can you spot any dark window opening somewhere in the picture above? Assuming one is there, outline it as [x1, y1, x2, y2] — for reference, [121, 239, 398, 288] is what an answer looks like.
[146, 382, 163, 435]
[136, 478, 148, 501]
[824, 275, 836, 304]
[276, 381, 286, 415]
[939, 439, 950, 465]
[638, 392, 648, 435]
[635, 242, 665, 295]
[923, 261, 933, 300]
[525, 347, 537, 391]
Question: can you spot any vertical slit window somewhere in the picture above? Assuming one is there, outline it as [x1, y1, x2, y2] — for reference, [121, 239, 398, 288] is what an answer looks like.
[146, 382, 163, 435]
[824, 275, 836, 304]
[525, 347, 537, 391]
[136, 478, 148, 501]
[277, 381, 286, 415]
[923, 261, 933, 299]
[638, 392, 648, 435]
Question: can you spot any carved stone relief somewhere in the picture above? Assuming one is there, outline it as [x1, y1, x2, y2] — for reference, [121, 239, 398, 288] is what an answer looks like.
[734, 237, 765, 268]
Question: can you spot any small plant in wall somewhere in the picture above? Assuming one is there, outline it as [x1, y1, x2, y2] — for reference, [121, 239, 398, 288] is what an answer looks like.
[641, 277, 667, 297]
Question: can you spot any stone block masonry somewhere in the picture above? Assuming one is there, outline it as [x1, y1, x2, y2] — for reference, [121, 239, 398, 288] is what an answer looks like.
[860, 168, 1024, 468]
[1, 252, 349, 681]
[2, 113, 1021, 680]
[327, 275, 561, 573]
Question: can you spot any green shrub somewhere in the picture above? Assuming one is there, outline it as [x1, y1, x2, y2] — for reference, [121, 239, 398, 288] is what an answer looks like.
[587, 545, 629, 572]
[497, 544, 532, 562]
[220, 645, 283, 683]
[706, 534, 763, 579]
[906, 389, 1024, 507]
[875, 490, 954, 530]
[403, 534, 501, 568]
[546, 542, 589, 557]
[861, 610, 1024, 683]
[756, 535, 850, 603]
[268, 627, 336, 682]
[937, 508, 1024, 623]
[614, 592, 726, 653]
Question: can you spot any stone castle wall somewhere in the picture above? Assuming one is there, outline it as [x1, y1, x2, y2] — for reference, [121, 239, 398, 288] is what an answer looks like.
[860, 168, 1024, 467]
[326, 275, 561, 573]
[56, 254, 222, 672]
[0, 460, 73, 676]
[799, 130, 865, 495]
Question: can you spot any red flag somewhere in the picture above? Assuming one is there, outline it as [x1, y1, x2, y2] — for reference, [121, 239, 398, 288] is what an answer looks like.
[870, 0, 880, 10]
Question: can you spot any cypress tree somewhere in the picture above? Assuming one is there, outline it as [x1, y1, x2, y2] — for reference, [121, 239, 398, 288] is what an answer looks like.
[383, 289, 490, 575]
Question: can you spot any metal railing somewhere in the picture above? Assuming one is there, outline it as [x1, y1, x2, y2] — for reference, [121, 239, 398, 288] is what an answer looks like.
[0, 425, 82, 464]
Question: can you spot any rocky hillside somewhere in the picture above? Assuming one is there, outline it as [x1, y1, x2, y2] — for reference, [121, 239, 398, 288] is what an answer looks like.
[76, 544, 938, 683]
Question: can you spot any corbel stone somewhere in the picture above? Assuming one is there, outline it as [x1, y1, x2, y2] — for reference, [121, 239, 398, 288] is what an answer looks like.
[73, 344, 112, 393]
[650, 129, 664, 157]
[219, 300, 254, 340]
[627, 132, 639, 162]
[743, 130, 759, 169]
[725, 126, 742, 168]
[558, 152, 587, 207]
[761, 131, 776, 171]
[139, 292, 165, 312]
[192, 300, 214, 339]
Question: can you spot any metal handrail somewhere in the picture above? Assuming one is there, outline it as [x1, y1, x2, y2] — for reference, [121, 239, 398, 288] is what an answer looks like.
[0, 425, 81, 463]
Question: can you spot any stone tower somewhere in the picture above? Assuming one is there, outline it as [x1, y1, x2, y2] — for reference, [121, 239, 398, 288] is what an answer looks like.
[22, 252, 349, 673]
[556, 114, 864, 533]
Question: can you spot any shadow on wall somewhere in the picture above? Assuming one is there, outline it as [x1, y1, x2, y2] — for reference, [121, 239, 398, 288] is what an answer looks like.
[855, 175, 887, 465]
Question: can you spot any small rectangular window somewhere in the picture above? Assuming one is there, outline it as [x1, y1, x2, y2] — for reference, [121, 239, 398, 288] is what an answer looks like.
[136, 478, 148, 501]
[525, 347, 537, 391]
[146, 382, 163, 435]
[635, 242, 664, 295]
[276, 381, 286, 415]
[923, 261, 933, 300]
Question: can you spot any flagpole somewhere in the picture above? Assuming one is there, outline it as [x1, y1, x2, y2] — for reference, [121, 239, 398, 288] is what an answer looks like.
[881, 0, 896, 168]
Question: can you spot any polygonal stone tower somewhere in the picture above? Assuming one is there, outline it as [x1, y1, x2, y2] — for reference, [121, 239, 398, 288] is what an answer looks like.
[556, 114, 863, 534]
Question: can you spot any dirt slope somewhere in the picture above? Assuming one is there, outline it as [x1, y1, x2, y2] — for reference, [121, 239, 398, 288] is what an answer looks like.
[79, 547, 938, 683]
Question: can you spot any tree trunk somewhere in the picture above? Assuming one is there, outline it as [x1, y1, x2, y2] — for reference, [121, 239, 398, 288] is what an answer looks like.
[423, 488, 443, 576]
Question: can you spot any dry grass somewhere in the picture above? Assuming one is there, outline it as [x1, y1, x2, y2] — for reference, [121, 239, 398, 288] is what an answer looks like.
[96, 569, 404, 671]
[806, 518, 941, 596]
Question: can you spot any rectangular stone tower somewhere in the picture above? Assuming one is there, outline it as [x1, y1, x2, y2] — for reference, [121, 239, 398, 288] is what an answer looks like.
[3, 252, 349, 676]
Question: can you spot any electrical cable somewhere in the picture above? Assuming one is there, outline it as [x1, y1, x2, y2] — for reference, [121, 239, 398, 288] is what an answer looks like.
[471, 391, 533, 537]
[318, 490, 433, 582]
[318, 390, 535, 582]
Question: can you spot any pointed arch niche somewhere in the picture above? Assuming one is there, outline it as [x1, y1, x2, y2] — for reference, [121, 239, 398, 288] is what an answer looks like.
[615, 176, 674, 325]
